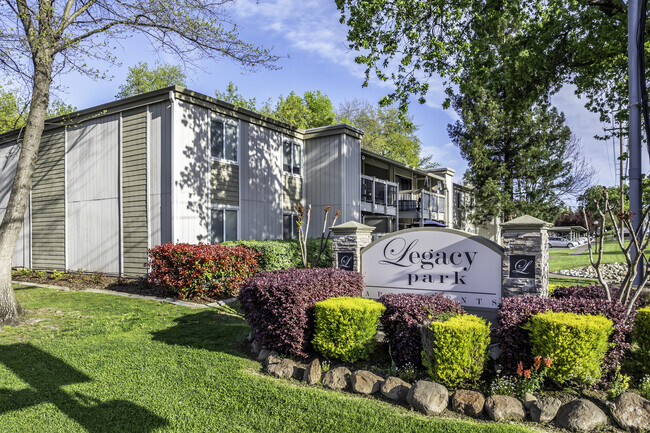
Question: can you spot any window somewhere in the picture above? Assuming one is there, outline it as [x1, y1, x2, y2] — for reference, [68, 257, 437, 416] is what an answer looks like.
[211, 208, 238, 243]
[283, 141, 301, 175]
[210, 118, 238, 162]
[283, 213, 296, 240]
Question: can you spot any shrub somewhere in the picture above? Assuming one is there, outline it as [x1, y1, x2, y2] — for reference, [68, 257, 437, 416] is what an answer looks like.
[489, 376, 516, 396]
[379, 293, 464, 368]
[640, 375, 650, 400]
[148, 242, 260, 299]
[635, 306, 650, 371]
[222, 238, 332, 270]
[238, 268, 364, 358]
[312, 297, 385, 362]
[421, 314, 491, 388]
[497, 288, 635, 383]
[524, 311, 613, 385]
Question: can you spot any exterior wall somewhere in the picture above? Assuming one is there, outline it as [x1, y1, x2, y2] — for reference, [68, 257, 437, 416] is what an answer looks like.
[121, 107, 148, 275]
[148, 101, 172, 247]
[239, 123, 283, 240]
[66, 114, 121, 273]
[171, 100, 210, 242]
[282, 174, 302, 212]
[0, 142, 31, 268]
[304, 131, 361, 238]
[32, 131, 66, 270]
[211, 161, 239, 206]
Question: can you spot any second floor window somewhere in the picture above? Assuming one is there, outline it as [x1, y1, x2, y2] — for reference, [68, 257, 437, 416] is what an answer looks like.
[283, 141, 301, 175]
[211, 119, 237, 162]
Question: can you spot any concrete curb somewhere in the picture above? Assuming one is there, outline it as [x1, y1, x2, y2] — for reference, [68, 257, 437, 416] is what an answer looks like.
[12, 281, 237, 309]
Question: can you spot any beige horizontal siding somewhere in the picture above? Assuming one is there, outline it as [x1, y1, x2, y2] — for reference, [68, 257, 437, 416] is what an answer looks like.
[211, 161, 239, 206]
[283, 175, 302, 211]
[32, 131, 65, 270]
[121, 107, 148, 276]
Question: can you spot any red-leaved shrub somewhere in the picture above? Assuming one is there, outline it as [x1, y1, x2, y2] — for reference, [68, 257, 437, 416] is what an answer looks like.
[238, 268, 364, 358]
[148, 242, 260, 299]
[497, 285, 636, 383]
[379, 293, 465, 368]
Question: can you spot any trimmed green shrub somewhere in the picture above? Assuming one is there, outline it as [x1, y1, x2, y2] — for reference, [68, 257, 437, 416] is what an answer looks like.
[312, 296, 385, 362]
[634, 306, 650, 371]
[421, 314, 491, 387]
[222, 238, 332, 270]
[524, 311, 613, 385]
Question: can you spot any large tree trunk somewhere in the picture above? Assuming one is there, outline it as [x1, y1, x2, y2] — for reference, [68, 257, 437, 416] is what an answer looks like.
[0, 55, 53, 323]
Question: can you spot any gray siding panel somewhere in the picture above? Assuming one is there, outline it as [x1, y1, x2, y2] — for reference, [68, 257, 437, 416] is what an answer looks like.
[67, 115, 120, 273]
[122, 107, 148, 275]
[211, 161, 239, 206]
[239, 122, 283, 240]
[32, 132, 65, 270]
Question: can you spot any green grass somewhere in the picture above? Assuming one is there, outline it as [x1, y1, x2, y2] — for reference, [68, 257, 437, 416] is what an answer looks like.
[0, 285, 537, 433]
[549, 239, 642, 272]
[548, 276, 599, 287]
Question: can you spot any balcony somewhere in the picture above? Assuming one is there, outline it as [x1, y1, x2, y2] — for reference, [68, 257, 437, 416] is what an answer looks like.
[398, 189, 446, 221]
[361, 175, 398, 216]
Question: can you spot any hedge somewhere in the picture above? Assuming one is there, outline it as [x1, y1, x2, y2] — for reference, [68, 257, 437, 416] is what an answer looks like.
[379, 293, 465, 368]
[148, 242, 260, 299]
[312, 297, 385, 362]
[238, 268, 364, 358]
[222, 238, 332, 270]
[524, 311, 613, 385]
[422, 314, 491, 387]
[497, 285, 635, 383]
[635, 306, 650, 371]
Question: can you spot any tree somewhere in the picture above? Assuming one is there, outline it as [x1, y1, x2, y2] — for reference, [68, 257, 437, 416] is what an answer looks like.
[0, 0, 277, 322]
[215, 81, 259, 112]
[1, 88, 75, 134]
[115, 62, 187, 99]
[271, 90, 336, 129]
[337, 98, 435, 168]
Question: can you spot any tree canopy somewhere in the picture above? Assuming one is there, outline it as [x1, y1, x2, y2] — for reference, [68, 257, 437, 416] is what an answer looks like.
[115, 62, 187, 99]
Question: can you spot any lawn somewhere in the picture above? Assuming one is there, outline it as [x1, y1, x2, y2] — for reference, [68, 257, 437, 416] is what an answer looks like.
[0, 285, 537, 433]
[548, 239, 639, 272]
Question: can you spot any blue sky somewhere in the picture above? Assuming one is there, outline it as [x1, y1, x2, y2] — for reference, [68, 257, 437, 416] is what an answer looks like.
[52, 0, 643, 204]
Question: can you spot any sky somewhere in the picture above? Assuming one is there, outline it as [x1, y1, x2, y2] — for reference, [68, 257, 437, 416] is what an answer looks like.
[52, 0, 647, 207]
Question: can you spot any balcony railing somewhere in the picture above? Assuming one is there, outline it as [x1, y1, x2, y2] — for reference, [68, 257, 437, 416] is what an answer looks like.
[361, 175, 398, 215]
[398, 189, 446, 220]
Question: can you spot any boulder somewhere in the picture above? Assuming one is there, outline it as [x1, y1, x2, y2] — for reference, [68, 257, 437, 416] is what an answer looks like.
[265, 351, 280, 366]
[451, 390, 485, 417]
[257, 348, 270, 362]
[406, 380, 449, 416]
[610, 392, 650, 432]
[351, 370, 384, 395]
[303, 359, 322, 385]
[529, 397, 561, 423]
[484, 395, 525, 422]
[556, 399, 607, 432]
[251, 340, 260, 355]
[322, 367, 351, 390]
[381, 377, 411, 402]
[267, 358, 298, 379]
[523, 392, 537, 410]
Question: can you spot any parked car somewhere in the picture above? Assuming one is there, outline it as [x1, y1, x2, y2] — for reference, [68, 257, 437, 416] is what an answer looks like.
[548, 237, 577, 248]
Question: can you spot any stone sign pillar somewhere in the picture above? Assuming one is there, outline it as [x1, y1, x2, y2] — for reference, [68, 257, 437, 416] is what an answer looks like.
[330, 222, 375, 272]
[501, 215, 551, 298]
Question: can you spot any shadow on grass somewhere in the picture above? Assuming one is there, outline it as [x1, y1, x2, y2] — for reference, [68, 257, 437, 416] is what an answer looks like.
[0, 343, 167, 432]
[151, 308, 249, 354]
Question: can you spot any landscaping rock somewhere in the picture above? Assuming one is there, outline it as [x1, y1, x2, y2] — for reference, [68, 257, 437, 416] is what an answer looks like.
[484, 395, 525, 422]
[267, 358, 298, 379]
[381, 377, 411, 402]
[251, 340, 260, 355]
[523, 392, 537, 410]
[406, 380, 449, 416]
[529, 397, 561, 423]
[610, 392, 650, 432]
[451, 390, 485, 417]
[351, 370, 384, 395]
[303, 359, 322, 385]
[322, 367, 351, 390]
[556, 399, 607, 432]
[257, 348, 269, 361]
[265, 351, 280, 366]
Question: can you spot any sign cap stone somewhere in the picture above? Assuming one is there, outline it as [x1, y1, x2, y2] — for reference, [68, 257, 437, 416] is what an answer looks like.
[330, 221, 376, 235]
[500, 215, 552, 230]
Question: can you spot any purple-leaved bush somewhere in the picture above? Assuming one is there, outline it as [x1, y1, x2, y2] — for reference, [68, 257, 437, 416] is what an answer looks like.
[379, 293, 464, 368]
[497, 285, 636, 383]
[238, 268, 364, 358]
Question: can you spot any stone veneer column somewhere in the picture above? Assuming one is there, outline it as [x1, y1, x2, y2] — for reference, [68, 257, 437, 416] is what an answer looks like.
[501, 215, 551, 298]
[330, 222, 375, 272]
